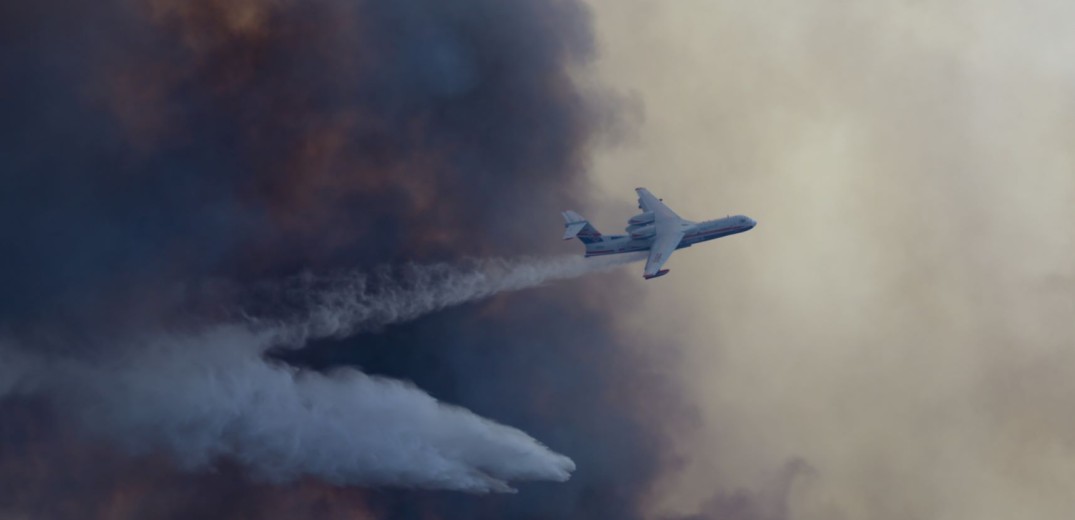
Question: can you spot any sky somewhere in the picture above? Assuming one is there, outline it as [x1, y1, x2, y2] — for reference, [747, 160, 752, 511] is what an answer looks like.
[3, 1, 1075, 519]
[586, 1, 1075, 518]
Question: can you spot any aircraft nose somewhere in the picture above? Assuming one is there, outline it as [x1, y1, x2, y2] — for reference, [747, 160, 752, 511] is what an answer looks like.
[748, 217, 757, 228]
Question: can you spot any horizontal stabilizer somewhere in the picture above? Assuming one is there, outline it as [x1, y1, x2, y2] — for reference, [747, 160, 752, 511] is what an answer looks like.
[643, 269, 670, 280]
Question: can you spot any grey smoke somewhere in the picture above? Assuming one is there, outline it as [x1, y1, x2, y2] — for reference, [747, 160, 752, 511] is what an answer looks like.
[0, 254, 642, 493]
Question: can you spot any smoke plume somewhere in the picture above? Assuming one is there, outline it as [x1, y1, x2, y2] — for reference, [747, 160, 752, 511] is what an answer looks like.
[0, 0, 690, 517]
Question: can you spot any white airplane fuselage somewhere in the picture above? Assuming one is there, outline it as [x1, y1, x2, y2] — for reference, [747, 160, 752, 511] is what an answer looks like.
[583, 215, 756, 258]
[562, 188, 756, 279]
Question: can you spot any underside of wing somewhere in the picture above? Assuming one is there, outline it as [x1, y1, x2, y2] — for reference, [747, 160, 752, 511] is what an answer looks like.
[643, 225, 685, 279]
[636, 188, 680, 221]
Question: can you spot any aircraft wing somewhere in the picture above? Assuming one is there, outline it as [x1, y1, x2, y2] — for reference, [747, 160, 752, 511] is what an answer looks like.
[636, 188, 680, 220]
[643, 223, 685, 279]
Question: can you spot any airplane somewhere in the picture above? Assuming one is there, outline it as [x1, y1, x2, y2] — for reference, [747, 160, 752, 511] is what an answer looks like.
[562, 188, 756, 279]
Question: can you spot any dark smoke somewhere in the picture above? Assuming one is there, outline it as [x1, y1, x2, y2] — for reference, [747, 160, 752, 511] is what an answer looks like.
[0, 0, 691, 518]
[2, 0, 594, 327]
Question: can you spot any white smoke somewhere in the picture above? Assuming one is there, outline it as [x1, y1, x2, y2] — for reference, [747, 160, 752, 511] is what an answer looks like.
[0, 254, 642, 493]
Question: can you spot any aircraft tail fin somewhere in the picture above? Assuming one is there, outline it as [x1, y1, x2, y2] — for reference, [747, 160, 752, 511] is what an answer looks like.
[562, 211, 603, 244]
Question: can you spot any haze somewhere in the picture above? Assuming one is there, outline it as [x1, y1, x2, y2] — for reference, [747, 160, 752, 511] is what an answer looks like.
[587, 1, 1075, 518]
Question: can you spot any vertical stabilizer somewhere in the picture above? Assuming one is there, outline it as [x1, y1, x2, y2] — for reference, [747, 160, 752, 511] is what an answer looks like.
[561, 211, 604, 244]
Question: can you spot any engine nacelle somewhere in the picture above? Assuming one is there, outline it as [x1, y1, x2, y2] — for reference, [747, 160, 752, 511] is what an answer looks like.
[628, 211, 655, 226]
[629, 224, 656, 240]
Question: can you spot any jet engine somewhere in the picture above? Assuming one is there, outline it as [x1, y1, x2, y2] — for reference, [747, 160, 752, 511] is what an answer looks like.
[628, 224, 656, 240]
[628, 211, 655, 226]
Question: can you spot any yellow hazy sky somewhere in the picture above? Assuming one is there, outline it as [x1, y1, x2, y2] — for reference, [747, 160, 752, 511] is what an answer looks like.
[585, 1, 1075, 518]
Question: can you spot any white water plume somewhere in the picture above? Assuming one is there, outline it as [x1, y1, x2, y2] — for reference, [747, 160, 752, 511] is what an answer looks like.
[280, 252, 646, 341]
[0, 254, 642, 493]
